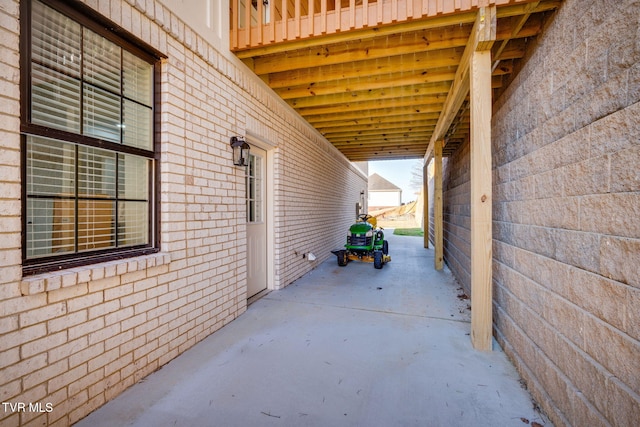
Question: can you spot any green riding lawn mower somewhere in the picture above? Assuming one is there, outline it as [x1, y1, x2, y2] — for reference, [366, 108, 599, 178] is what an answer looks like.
[332, 214, 391, 269]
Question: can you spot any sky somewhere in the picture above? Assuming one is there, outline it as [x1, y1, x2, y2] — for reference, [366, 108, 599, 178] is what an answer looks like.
[368, 159, 423, 204]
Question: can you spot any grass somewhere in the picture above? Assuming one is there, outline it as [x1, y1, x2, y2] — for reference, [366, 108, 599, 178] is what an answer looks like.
[393, 228, 424, 237]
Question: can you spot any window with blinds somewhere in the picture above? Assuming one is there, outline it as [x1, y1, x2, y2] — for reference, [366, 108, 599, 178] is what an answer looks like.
[22, 0, 160, 273]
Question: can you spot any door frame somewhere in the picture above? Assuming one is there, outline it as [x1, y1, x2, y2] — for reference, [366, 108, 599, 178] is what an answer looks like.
[245, 131, 276, 295]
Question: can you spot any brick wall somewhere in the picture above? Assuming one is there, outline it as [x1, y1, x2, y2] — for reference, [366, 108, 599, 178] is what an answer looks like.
[442, 0, 640, 425]
[0, 1, 366, 425]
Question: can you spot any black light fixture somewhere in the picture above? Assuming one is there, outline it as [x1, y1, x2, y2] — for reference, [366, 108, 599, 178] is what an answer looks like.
[230, 136, 250, 167]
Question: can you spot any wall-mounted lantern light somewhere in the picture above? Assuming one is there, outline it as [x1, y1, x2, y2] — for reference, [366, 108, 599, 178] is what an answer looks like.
[230, 136, 250, 167]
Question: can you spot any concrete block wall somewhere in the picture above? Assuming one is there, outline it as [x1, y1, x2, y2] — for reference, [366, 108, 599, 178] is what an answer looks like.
[492, 0, 640, 425]
[440, 147, 471, 294]
[444, 0, 640, 426]
[441, 0, 639, 425]
[0, 1, 366, 425]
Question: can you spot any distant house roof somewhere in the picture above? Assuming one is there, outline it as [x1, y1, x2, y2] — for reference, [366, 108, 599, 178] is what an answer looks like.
[368, 173, 401, 191]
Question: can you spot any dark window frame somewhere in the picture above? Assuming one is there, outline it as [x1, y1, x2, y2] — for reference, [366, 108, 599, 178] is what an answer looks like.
[20, 0, 165, 276]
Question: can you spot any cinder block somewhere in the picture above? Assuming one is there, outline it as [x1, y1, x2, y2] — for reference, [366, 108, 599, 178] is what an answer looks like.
[627, 287, 640, 341]
[604, 376, 640, 427]
[563, 156, 610, 196]
[581, 194, 640, 238]
[589, 102, 640, 156]
[562, 268, 628, 333]
[551, 335, 610, 417]
[583, 316, 640, 396]
[570, 392, 609, 427]
[553, 230, 601, 274]
[610, 145, 640, 193]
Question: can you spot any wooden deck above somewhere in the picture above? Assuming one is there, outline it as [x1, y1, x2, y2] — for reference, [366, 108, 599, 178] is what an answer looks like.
[231, 0, 562, 161]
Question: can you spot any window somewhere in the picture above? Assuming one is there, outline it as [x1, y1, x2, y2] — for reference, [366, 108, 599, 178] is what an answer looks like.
[21, 0, 162, 274]
[246, 153, 263, 223]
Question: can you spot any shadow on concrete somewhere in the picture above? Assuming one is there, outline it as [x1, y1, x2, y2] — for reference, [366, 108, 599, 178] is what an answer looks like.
[76, 232, 550, 427]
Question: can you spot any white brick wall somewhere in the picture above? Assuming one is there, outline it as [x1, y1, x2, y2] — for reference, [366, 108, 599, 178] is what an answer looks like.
[0, 1, 366, 425]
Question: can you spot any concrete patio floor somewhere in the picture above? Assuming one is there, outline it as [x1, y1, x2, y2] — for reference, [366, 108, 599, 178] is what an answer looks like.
[76, 232, 550, 427]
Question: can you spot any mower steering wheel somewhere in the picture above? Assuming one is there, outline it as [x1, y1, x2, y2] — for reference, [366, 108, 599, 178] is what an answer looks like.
[358, 214, 372, 222]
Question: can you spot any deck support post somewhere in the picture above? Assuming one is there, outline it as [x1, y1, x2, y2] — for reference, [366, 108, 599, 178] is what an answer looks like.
[434, 140, 444, 270]
[423, 161, 429, 249]
[470, 7, 496, 351]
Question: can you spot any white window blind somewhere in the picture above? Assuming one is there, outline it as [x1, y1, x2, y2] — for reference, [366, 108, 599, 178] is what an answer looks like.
[24, 0, 156, 265]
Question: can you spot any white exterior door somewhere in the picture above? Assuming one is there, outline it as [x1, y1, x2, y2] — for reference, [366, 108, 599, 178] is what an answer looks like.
[246, 147, 267, 298]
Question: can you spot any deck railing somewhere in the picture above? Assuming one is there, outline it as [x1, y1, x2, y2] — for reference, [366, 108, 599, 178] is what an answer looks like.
[230, 0, 521, 50]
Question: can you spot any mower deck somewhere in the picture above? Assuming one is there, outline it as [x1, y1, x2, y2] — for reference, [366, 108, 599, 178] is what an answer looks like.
[347, 253, 391, 263]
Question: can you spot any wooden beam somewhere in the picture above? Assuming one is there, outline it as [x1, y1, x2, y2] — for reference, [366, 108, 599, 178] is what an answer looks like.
[321, 123, 437, 135]
[492, 1, 539, 71]
[327, 127, 436, 139]
[423, 161, 429, 249]
[325, 122, 436, 133]
[296, 95, 447, 116]
[289, 83, 452, 109]
[333, 141, 430, 151]
[233, 1, 561, 56]
[309, 113, 442, 128]
[236, 11, 478, 57]
[335, 146, 430, 154]
[470, 45, 494, 352]
[256, 19, 539, 78]
[268, 55, 460, 90]
[275, 69, 458, 99]
[434, 139, 444, 270]
[308, 104, 444, 123]
[345, 153, 426, 161]
[423, 6, 496, 162]
[230, 1, 560, 165]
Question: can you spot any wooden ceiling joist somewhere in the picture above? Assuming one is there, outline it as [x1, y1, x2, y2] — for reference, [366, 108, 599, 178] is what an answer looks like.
[250, 17, 540, 77]
[289, 82, 452, 108]
[425, 6, 497, 162]
[276, 70, 458, 99]
[295, 94, 446, 115]
[233, 0, 561, 161]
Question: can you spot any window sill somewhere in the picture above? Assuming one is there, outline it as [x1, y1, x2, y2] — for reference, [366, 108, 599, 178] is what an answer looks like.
[20, 252, 171, 296]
